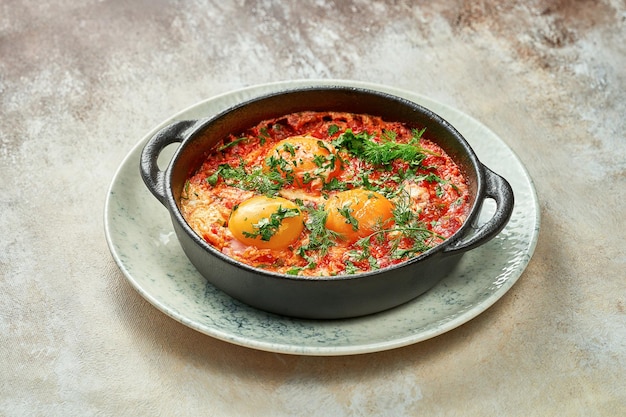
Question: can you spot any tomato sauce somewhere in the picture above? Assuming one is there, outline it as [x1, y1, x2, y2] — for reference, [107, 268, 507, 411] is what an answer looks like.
[180, 111, 470, 276]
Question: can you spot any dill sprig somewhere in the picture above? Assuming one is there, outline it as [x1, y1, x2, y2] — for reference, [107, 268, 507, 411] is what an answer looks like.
[349, 189, 445, 262]
[331, 127, 433, 166]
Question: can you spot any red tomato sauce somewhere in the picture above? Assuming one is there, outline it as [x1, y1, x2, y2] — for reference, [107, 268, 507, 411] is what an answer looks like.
[180, 111, 470, 276]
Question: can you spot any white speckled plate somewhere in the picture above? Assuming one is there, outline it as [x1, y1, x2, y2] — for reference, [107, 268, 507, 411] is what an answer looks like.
[104, 80, 539, 356]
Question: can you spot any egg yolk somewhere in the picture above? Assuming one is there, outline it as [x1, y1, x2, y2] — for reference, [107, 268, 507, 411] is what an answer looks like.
[264, 136, 342, 191]
[228, 195, 304, 250]
[324, 189, 395, 242]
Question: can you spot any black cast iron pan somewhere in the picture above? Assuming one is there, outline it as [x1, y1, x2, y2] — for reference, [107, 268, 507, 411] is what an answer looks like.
[140, 86, 514, 319]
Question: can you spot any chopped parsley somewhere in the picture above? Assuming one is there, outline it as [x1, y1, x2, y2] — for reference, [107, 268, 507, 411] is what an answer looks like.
[258, 127, 271, 145]
[327, 124, 340, 136]
[241, 205, 301, 241]
[322, 177, 349, 192]
[337, 203, 359, 231]
[217, 136, 248, 152]
[296, 204, 340, 268]
[285, 267, 304, 275]
[206, 163, 286, 195]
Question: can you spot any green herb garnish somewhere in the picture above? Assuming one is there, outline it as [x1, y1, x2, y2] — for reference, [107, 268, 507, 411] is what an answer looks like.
[217, 136, 248, 152]
[206, 163, 286, 195]
[296, 204, 340, 267]
[337, 203, 359, 231]
[285, 267, 304, 275]
[241, 205, 301, 241]
[332, 127, 431, 166]
[258, 127, 271, 145]
[347, 189, 445, 262]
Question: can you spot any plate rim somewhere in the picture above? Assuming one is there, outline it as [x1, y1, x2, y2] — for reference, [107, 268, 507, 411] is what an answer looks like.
[104, 79, 540, 356]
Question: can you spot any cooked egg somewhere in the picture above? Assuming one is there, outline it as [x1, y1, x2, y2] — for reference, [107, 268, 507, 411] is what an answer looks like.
[263, 136, 341, 190]
[228, 195, 304, 250]
[324, 189, 395, 242]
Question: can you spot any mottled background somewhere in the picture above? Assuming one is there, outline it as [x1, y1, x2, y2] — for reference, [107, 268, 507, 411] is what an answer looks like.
[1, 1, 625, 416]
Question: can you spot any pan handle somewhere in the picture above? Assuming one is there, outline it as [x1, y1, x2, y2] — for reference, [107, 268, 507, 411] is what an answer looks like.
[443, 165, 514, 255]
[140, 120, 197, 205]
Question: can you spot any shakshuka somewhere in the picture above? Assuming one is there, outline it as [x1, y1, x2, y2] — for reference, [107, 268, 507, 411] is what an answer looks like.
[180, 111, 470, 276]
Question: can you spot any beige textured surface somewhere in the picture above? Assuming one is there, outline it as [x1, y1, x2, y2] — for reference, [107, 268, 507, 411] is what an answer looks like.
[1, 1, 625, 415]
